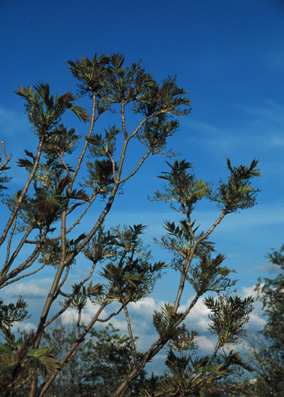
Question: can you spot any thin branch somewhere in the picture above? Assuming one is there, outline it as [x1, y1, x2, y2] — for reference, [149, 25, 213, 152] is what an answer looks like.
[184, 206, 196, 243]
[173, 242, 197, 312]
[44, 259, 99, 328]
[58, 152, 72, 179]
[66, 191, 96, 216]
[65, 193, 97, 234]
[53, 264, 70, 300]
[123, 302, 137, 363]
[118, 147, 152, 184]
[3, 217, 17, 271]
[113, 294, 201, 397]
[175, 293, 200, 328]
[208, 339, 223, 366]
[0, 140, 12, 170]
[198, 210, 227, 243]
[1, 226, 33, 277]
[69, 93, 98, 192]
[38, 301, 108, 397]
[0, 261, 46, 288]
[106, 151, 117, 183]
[121, 100, 128, 138]
[128, 109, 166, 140]
[0, 132, 46, 247]
[77, 310, 82, 338]
[38, 193, 98, 244]
[0, 230, 47, 287]
[96, 305, 124, 322]
[33, 210, 68, 349]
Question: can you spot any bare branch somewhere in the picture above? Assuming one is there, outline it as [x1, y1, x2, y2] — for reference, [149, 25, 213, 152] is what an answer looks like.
[118, 147, 152, 184]
[1, 226, 33, 278]
[0, 132, 46, 246]
[3, 217, 17, 271]
[0, 261, 46, 288]
[0, 140, 12, 170]
[123, 302, 137, 363]
[38, 302, 108, 397]
[198, 210, 227, 243]
[121, 100, 127, 139]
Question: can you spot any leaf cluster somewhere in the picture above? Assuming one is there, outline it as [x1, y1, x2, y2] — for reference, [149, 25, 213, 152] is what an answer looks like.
[0, 297, 29, 337]
[212, 159, 260, 213]
[151, 160, 210, 212]
[0, 328, 60, 394]
[59, 281, 104, 312]
[205, 294, 254, 345]
[157, 349, 227, 396]
[16, 83, 90, 136]
[85, 158, 117, 196]
[98, 224, 166, 303]
[153, 303, 183, 340]
[39, 235, 84, 267]
[189, 253, 235, 294]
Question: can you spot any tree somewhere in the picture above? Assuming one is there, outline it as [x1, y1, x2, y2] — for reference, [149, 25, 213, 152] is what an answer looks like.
[40, 322, 147, 396]
[245, 245, 284, 396]
[0, 52, 259, 396]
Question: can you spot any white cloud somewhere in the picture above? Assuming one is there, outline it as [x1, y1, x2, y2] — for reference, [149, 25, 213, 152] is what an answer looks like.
[4, 278, 53, 298]
[254, 261, 281, 274]
[129, 297, 164, 317]
[181, 298, 211, 332]
[196, 335, 215, 353]
[13, 321, 36, 333]
[241, 285, 267, 333]
[247, 312, 266, 329]
[241, 285, 258, 298]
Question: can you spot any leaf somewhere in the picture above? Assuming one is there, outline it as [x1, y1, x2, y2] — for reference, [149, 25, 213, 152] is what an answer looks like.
[27, 347, 61, 377]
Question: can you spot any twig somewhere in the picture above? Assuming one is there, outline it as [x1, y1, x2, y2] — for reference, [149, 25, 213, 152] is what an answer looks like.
[0, 140, 12, 170]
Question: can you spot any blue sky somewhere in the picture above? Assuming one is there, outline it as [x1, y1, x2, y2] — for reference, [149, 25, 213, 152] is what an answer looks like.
[1, 0, 284, 373]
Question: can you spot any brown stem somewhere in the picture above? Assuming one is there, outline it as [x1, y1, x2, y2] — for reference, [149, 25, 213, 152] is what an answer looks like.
[198, 210, 227, 243]
[123, 302, 137, 363]
[1, 226, 33, 277]
[106, 151, 117, 182]
[77, 310, 82, 337]
[33, 210, 67, 351]
[44, 259, 99, 328]
[208, 340, 223, 366]
[0, 140, 12, 170]
[121, 100, 127, 138]
[53, 267, 70, 302]
[96, 305, 124, 322]
[65, 193, 97, 233]
[113, 293, 200, 397]
[69, 93, 98, 192]
[173, 242, 197, 313]
[128, 109, 166, 140]
[38, 302, 108, 397]
[0, 230, 47, 287]
[0, 261, 46, 288]
[29, 211, 67, 397]
[3, 217, 17, 271]
[118, 147, 152, 184]
[0, 132, 46, 247]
